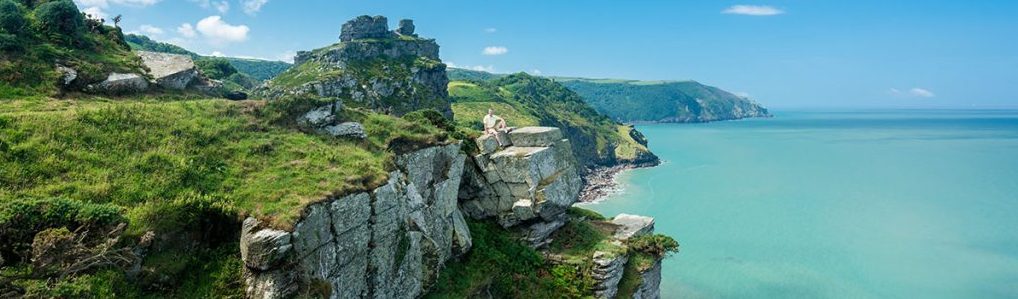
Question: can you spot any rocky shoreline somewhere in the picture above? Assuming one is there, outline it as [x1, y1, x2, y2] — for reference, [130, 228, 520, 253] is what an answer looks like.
[579, 162, 655, 203]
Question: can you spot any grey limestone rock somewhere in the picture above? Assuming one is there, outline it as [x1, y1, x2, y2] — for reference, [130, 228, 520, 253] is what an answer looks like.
[340, 15, 392, 42]
[241, 144, 469, 299]
[240, 218, 293, 271]
[86, 73, 149, 95]
[137, 51, 199, 90]
[396, 19, 416, 36]
[592, 251, 629, 299]
[509, 127, 564, 147]
[55, 64, 77, 87]
[324, 122, 367, 139]
[633, 259, 663, 299]
[612, 214, 656, 240]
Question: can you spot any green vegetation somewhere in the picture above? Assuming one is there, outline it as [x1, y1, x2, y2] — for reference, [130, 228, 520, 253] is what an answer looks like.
[0, 0, 145, 97]
[124, 33, 292, 88]
[449, 68, 771, 123]
[427, 220, 601, 298]
[0, 95, 450, 297]
[448, 73, 658, 167]
[556, 77, 770, 123]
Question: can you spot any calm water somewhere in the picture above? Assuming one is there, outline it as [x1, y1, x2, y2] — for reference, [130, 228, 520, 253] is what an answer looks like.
[581, 110, 1018, 298]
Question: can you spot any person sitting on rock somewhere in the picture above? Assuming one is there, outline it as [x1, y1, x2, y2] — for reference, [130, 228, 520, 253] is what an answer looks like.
[483, 108, 511, 146]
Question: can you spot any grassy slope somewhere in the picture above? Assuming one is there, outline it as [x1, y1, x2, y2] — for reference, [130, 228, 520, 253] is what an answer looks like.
[448, 73, 656, 167]
[0, 96, 448, 297]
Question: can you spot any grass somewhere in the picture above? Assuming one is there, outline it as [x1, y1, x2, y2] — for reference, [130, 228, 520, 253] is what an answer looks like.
[0, 97, 446, 228]
[450, 101, 540, 133]
[0, 95, 450, 297]
[614, 125, 650, 161]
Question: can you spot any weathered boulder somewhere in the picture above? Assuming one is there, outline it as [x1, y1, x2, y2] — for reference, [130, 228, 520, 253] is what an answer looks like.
[55, 64, 77, 88]
[396, 19, 416, 36]
[86, 73, 149, 95]
[460, 126, 582, 243]
[340, 15, 392, 42]
[240, 218, 292, 271]
[612, 214, 655, 240]
[323, 122, 367, 139]
[242, 143, 468, 299]
[137, 51, 199, 90]
[509, 127, 563, 147]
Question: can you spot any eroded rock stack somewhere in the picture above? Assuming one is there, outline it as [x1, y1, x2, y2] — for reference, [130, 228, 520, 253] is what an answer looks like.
[266, 15, 452, 118]
[241, 144, 470, 298]
[459, 127, 584, 246]
[592, 214, 662, 299]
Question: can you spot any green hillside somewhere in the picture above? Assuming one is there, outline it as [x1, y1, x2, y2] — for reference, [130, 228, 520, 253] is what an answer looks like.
[448, 68, 771, 123]
[0, 0, 145, 98]
[556, 78, 771, 123]
[449, 73, 659, 168]
[0, 96, 451, 297]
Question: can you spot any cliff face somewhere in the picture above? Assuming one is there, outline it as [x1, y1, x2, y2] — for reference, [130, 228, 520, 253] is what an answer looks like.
[258, 16, 452, 119]
[241, 143, 470, 298]
[240, 127, 665, 298]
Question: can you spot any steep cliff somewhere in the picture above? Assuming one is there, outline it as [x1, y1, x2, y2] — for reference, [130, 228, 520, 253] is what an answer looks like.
[557, 78, 771, 123]
[242, 143, 470, 298]
[448, 74, 660, 169]
[257, 16, 452, 119]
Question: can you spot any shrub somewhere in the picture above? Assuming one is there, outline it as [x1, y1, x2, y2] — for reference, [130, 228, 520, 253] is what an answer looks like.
[0, 197, 124, 263]
[33, 0, 83, 39]
[403, 109, 452, 131]
[0, 32, 17, 51]
[627, 234, 680, 257]
[196, 57, 239, 79]
[0, 0, 26, 34]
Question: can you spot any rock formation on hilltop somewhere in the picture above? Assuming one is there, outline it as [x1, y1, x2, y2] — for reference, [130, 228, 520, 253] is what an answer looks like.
[258, 15, 452, 118]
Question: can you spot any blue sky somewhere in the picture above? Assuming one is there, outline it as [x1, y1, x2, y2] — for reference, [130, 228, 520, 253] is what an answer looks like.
[76, 0, 1018, 108]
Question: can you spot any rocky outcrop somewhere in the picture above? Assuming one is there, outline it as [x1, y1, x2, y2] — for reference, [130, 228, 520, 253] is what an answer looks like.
[459, 127, 583, 232]
[340, 15, 392, 42]
[396, 19, 415, 36]
[590, 214, 663, 299]
[136, 51, 199, 90]
[241, 143, 468, 299]
[262, 15, 452, 119]
[85, 73, 149, 95]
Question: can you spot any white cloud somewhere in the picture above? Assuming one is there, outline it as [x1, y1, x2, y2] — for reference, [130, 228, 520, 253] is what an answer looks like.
[177, 23, 197, 38]
[195, 16, 250, 46]
[722, 5, 784, 16]
[136, 24, 164, 36]
[484, 28, 497, 33]
[210, 51, 225, 57]
[889, 87, 936, 98]
[81, 6, 107, 21]
[734, 91, 751, 98]
[482, 46, 508, 56]
[191, 0, 229, 14]
[909, 88, 935, 98]
[530, 69, 542, 75]
[241, 0, 269, 15]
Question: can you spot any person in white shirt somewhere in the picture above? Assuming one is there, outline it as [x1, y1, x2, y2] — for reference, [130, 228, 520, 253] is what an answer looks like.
[483, 108, 510, 146]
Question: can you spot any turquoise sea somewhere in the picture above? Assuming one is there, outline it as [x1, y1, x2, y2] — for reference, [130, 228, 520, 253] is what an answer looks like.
[582, 110, 1018, 298]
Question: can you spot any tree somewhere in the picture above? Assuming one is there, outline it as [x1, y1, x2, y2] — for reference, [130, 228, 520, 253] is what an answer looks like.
[195, 57, 239, 80]
[0, 0, 26, 34]
[112, 14, 121, 27]
[33, 0, 84, 38]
